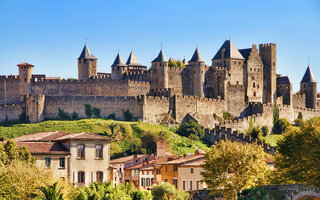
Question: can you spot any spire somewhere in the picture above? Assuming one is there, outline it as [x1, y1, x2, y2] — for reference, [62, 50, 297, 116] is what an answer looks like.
[126, 50, 142, 66]
[189, 48, 204, 63]
[152, 50, 168, 63]
[78, 44, 97, 60]
[301, 66, 317, 83]
[212, 40, 244, 60]
[111, 53, 127, 67]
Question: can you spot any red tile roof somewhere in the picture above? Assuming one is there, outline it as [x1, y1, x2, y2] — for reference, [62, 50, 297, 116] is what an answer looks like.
[17, 142, 69, 155]
[166, 154, 205, 165]
[180, 158, 205, 167]
[110, 154, 149, 164]
[17, 62, 34, 67]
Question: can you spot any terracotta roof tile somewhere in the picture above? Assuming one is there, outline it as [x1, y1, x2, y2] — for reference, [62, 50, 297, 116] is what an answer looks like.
[17, 142, 69, 155]
[166, 154, 205, 165]
[110, 154, 147, 164]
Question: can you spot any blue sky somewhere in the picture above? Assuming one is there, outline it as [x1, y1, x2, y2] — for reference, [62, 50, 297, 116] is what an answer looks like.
[0, 0, 319, 91]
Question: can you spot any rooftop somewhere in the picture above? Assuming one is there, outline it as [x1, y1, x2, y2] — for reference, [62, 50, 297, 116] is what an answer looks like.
[17, 142, 69, 155]
[78, 44, 97, 60]
[166, 154, 205, 165]
[212, 40, 244, 60]
[189, 48, 204, 63]
[301, 66, 317, 83]
[110, 154, 148, 164]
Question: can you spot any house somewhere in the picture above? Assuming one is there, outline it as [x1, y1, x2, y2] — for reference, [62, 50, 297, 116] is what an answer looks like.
[14, 131, 111, 186]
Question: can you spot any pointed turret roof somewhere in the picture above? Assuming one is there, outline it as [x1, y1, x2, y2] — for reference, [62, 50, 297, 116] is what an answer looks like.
[189, 48, 204, 63]
[301, 66, 317, 83]
[183, 58, 188, 65]
[111, 53, 127, 67]
[152, 50, 168, 63]
[78, 44, 97, 60]
[212, 40, 244, 60]
[126, 51, 142, 66]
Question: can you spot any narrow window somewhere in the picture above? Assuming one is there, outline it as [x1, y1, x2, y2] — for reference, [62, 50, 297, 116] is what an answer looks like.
[173, 178, 178, 188]
[183, 180, 186, 190]
[252, 76, 254, 80]
[96, 145, 103, 159]
[78, 171, 85, 186]
[45, 157, 51, 168]
[77, 144, 85, 158]
[165, 178, 168, 182]
[190, 180, 193, 191]
[253, 82, 255, 88]
[165, 165, 168, 172]
[173, 165, 177, 171]
[141, 178, 144, 186]
[190, 168, 194, 174]
[59, 157, 65, 168]
[96, 171, 103, 183]
[197, 181, 199, 190]
[254, 92, 256, 97]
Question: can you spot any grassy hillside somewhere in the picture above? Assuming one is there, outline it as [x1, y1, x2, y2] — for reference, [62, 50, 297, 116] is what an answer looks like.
[0, 119, 208, 158]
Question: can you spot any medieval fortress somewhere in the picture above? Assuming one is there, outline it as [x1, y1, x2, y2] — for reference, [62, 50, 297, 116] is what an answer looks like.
[0, 40, 319, 131]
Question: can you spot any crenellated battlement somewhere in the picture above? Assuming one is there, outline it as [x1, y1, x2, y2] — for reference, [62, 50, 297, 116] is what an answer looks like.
[168, 66, 184, 71]
[227, 83, 244, 88]
[175, 95, 224, 103]
[0, 75, 19, 81]
[259, 43, 276, 48]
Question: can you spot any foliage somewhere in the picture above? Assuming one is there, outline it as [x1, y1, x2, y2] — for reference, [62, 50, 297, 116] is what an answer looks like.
[223, 111, 234, 120]
[273, 118, 292, 134]
[0, 140, 36, 165]
[152, 182, 189, 200]
[141, 131, 159, 154]
[177, 120, 204, 139]
[261, 126, 269, 137]
[168, 59, 185, 68]
[294, 112, 304, 127]
[261, 134, 283, 147]
[247, 126, 261, 140]
[84, 104, 92, 118]
[274, 116, 320, 187]
[297, 112, 303, 120]
[238, 187, 269, 200]
[107, 113, 116, 120]
[201, 140, 270, 200]
[58, 108, 70, 120]
[123, 109, 134, 121]
[92, 107, 101, 118]
[33, 182, 65, 200]
[71, 111, 79, 120]
[273, 105, 279, 126]
[131, 189, 152, 200]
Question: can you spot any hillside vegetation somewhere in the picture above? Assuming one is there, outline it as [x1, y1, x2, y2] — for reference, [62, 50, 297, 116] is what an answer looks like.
[0, 119, 208, 158]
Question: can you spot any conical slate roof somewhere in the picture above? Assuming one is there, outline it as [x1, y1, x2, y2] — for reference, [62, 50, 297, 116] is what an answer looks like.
[126, 51, 142, 66]
[301, 66, 317, 83]
[189, 48, 204, 63]
[152, 50, 168, 63]
[212, 40, 244, 60]
[78, 44, 97, 60]
[111, 53, 127, 67]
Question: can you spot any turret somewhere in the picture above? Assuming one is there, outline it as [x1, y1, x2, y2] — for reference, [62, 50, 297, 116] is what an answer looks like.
[111, 53, 127, 80]
[189, 48, 205, 98]
[17, 62, 34, 83]
[151, 49, 168, 89]
[300, 66, 317, 109]
[78, 44, 97, 80]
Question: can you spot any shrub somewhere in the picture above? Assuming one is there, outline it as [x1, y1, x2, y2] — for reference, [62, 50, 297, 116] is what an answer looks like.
[248, 126, 261, 139]
[177, 120, 204, 139]
[92, 107, 101, 118]
[273, 106, 279, 126]
[71, 111, 79, 120]
[152, 182, 189, 200]
[107, 113, 116, 120]
[84, 104, 92, 118]
[123, 109, 133, 121]
[58, 108, 70, 120]
[261, 125, 269, 136]
[223, 111, 234, 120]
[297, 112, 303, 120]
[273, 118, 291, 134]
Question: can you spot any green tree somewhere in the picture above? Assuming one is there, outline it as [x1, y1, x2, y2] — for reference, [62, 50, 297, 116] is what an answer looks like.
[177, 120, 204, 139]
[71, 111, 79, 120]
[223, 111, 234, 120]
[238, 187, 269, 200]
[168, 59, 178, 68]
[273, 106, 279, 126]
[84, 104, 92, 118]
[132, 189, 152, 200]
[33, 182, 65, 200]
[107, 113, 116, 120]
[123, 109, 133, 121]
[152, 182, 189, 200]
[201, 140, 270, 200]
[0, 140, 36, 165]
[58, 108, 70, 120]
[248, 126, 261, 140]
[274, 116, 320, 187]
[261, 126, 269, 137]
[273, 118, 292, 134]
[92, 107, 101, 118]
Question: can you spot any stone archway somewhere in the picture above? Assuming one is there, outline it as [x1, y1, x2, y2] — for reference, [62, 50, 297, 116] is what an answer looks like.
[293, 188, 320, 200]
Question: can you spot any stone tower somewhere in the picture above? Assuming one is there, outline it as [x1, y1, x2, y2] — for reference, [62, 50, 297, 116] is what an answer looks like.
[151, 49, 168, 89]
[78, 44, 97, 80]
[300, 66, 317, 109]
[111, 53, 127, 80]
[17, 62, 34, 83]
[259, 43, 276, 103]
[189, 48, 205, 98]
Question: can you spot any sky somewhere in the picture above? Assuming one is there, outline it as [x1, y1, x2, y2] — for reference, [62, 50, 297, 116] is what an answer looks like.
[0, 0, 319, 91]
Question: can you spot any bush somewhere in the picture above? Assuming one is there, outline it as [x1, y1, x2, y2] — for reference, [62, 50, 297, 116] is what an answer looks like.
[58, 108, 70, 120]
[71, 111, 78, 120]
[273, 106, 279, 126]
[84, 104, 92, 118]
[177, 120, 204, 139]
[107, 113, 116, 120]
[261, 126, 269, 136]
[273, 118, 291, 134]
[152, 182, 189, 200]
[247, 126, 261, 140]
[123, 109, 133, 121]
[223, 111, 234, 120]
[92, 107, 101, 118]
[297, 112, 303, 120]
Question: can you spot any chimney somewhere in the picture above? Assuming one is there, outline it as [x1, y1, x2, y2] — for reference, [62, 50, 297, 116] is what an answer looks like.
[157, 140, 166, 157]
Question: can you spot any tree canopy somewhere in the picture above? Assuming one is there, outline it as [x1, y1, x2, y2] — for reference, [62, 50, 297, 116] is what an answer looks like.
[152, 182, 189, 200]
[177, 120, 204, 140]
[201, 140, 270, 200]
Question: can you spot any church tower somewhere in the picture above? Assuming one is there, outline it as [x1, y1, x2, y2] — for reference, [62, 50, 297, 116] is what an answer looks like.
[300, 66, 317, 110]
[78, 44, 97, 80]
[151, 49, 168, 89]
[189, 48, 205, 98]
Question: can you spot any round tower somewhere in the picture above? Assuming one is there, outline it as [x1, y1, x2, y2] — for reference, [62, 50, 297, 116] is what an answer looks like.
[300, 66, 317, 109]
[17, 62, 34, 83]
[111, 53, 127, 80]
[189, 48, 205, 98]
[151, 49, 168, 89]
[78, 44, 97, 80]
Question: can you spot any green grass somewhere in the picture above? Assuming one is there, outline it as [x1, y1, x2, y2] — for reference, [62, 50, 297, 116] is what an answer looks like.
[262, 134, 284, 147]
[0, 119, 208, 158]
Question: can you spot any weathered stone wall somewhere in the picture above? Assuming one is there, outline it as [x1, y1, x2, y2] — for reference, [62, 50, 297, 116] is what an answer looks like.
[226, 84, 246, 117]
[0, 101, 24, 122]
[167, 67, 184, 95]
[277, 84, 292, 105]
[142, 96, 171, 123]
[181, 67, 194, 95]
